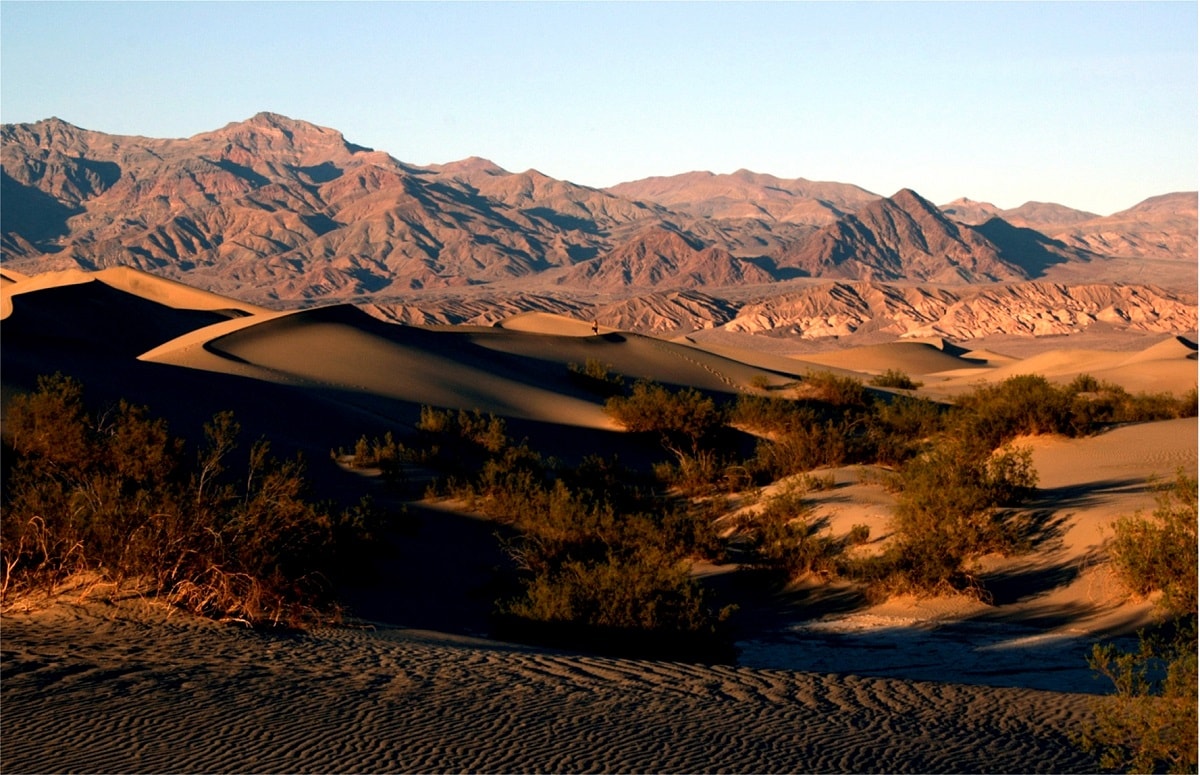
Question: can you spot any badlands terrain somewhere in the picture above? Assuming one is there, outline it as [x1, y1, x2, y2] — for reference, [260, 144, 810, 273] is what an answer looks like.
[1, 114, 1197, 773]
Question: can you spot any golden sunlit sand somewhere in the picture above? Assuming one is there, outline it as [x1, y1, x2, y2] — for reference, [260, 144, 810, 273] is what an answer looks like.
[2, 267, 1196, 773]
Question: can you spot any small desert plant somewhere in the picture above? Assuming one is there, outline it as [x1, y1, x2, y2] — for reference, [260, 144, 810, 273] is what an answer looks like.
[733, 485, 844, 578]
[749, 374, 773, 391]
[855, 437, 1037, 597]
[568, 359, 626, 396]
[1, 375, 380, 625]
[846, 523, 871, 546]
[340, 431, 410, 484]
[1107, 471, 1198, 619]
[798, 370, 867, 407]
[1081, 620, 1198, 774]
[869, 369, 923, 390]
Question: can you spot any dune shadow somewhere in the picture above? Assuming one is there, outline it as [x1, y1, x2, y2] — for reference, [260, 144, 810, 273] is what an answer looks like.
[982, 547, 1104, 609]
[1030, 476, 1156, 511]
[338, 501, 518, 636]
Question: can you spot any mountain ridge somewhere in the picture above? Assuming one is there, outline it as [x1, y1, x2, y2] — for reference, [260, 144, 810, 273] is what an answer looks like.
[2, 114, 1194, 341]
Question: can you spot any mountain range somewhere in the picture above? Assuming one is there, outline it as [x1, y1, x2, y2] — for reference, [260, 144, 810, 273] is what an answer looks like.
[2, 112, 1195, 340]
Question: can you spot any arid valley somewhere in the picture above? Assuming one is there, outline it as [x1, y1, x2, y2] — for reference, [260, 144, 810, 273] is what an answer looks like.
[1, 114, 1197, 773]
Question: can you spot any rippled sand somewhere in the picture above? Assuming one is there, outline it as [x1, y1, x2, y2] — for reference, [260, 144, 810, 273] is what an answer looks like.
[2, 601, 1097, 774]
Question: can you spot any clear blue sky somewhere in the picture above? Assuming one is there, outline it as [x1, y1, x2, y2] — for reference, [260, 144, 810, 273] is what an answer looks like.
[2, 1, 1195, 215]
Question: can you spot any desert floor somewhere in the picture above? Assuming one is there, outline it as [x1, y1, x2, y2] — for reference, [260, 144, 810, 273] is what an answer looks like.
[2, 269, 1197, 773]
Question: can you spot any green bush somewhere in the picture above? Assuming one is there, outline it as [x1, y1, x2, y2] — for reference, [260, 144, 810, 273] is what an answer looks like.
[568, 359, 626, 397]
[953, 374, 1195, 449]
[864, 395, 946, 467]
[605, 381, 725, 450]
[869, 369, 923, 390]
[733, 485, 844, 578]
[798, 370, 867, 407]
[1107, 471, 1198, 619]
[953, 374, 1074, 449]
[1082, 621, 1198, 774]
[855, 437, 1037, 597]
[1, 375, 379, 625]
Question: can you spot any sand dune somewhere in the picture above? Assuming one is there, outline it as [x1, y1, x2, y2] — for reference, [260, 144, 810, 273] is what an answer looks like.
[930, 339, 1198, 396]
[768, 334, 1197, 397]
[2, 266, 1197, 773]
[738, 417, 1196, 694]
[792, 340, 990, 376]
[0, 265, 266, 321]
[495, 310, 605, 336]
[141, 305, 789, 430]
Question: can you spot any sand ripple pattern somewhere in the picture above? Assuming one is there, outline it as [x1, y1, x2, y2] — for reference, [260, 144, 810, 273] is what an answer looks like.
[1, 606, 1098, 774]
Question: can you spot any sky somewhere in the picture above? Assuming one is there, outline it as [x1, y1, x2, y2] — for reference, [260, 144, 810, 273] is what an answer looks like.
[1, 1, 1195, 215]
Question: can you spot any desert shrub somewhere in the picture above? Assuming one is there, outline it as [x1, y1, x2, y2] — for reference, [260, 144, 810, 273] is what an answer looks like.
[495, 541, 735, 661]
[1, 375, 379, 625]
[846, 523, 871, 546]
[1066, 376, 1196, 432]
[732, 394, 857, 480]
[855, 437, 1037, 597]
[605, 381, 738, 494]
[733, 485, 844, 578]
[730, 394, 819, 435]
[798, 370, 867, 407]
[952, 374, 1074, 449]
[864, 395, 946, 466]
[605, 381, 725, 451]
[435, 427, 732, 659]
[568, 359, 626, 397]
[1077, 473, 1198, 772]
[340, 430, 409, 484]
[1116, 389, 1198, 424]
[869, 369, 923, 390]
[1107, 471, 1198, 618]
[491, 463, 731, 660]
[1082, 620, 1198, 774]
[747, 420, 848, 481]
[409, 407, 516, 487]
[954, 374, 1195, 447]
[654, 449, 727, 495]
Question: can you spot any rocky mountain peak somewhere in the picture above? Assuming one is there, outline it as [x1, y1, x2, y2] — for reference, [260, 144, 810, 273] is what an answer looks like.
[1, 113, 1194, 308]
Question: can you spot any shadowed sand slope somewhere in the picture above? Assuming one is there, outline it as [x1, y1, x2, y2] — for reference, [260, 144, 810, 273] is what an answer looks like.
[941, 338, 1198, 395]
[0, 265, 266, 320]
[142, 304, 789, 428]
[791, 340, 989, 375]
[1, 600, 1097, 775]
[735, 417, 1196, 693]
[1, 277, 241, 358]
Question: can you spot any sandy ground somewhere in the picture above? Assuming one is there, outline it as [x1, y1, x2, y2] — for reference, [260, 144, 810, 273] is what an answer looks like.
[2, 595, 1099, 774]
[2, 267, 1197, 773]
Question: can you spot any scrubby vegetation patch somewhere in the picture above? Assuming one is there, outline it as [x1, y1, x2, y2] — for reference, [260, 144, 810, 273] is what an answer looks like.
[2, 375, 380, 626]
